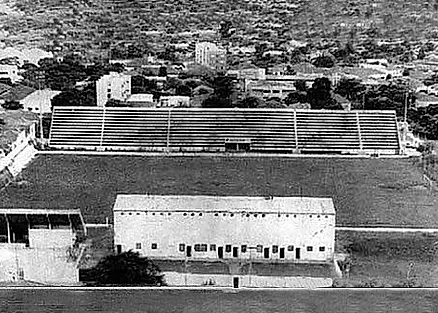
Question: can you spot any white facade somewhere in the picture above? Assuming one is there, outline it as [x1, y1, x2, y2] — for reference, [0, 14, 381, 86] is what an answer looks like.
[0, 209, 85, 284]
[96, 72, 131, 107]
[158, 96, 190, 107]
[114, 195, 335, 263]
[0, 65, 21, 83]
[127, 93, 154, 103]
[195, 42, 227, 71]
[21, 89, 61, 114]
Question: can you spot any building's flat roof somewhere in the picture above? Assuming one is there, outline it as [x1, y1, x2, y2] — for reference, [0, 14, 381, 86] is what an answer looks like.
[114, 195, 335, 214]
[0, 208, 82, 215]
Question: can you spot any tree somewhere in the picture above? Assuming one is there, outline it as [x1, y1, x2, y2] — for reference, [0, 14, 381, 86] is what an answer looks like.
[201, 95, 230, 108]
[158, 66, 167, 77]
[294, 80, 307, 92]
[175, 84, 191, 96]
[312, 55, 335, 68]
[88, 251, 165, 286]
[235, 96, 265, 108]
[334, 78, 366, 101]
[307, 77, 343, 110]
[2, 100, 23, 110]
[51, 87, 96, 109]
[284, 91, 308, 106]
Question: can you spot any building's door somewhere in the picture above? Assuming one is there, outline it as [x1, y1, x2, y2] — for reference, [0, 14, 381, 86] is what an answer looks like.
[295, 248, 301, 260]
[280, 248, 285, 259]
[116, 245, 122, 255]
[218, 247, 224, 259]
[186, 245, 192, 257]
[233, 277, 239, 288]
[233, 247, 238, 258]
[264, 247, 269, 259]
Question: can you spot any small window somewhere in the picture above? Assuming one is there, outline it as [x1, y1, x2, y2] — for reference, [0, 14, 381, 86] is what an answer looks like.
[179, 243, 185, 252]
[151, 243, 158, 250]
[319, 246, 325, 252]
[257, 245, 263, 253]
[210, 244, 216, 251]
[136, 243, 142, 250]
[183, 213, 187, 216]
[241, 245, 247, 253]
[201, 244, 208, 252]
[199, 213, 202, 216]
[225, 245, 232, 253]
[191, 213, 195, 216]
[262, 214, 266, 217]
[272, 245, 278, 253]
[254, 214, 258, 217]
[215, 213, 219, 216]
[307, 246, 313, 252]
[287, 245, 294, 251]
[194, 244, 201, 252]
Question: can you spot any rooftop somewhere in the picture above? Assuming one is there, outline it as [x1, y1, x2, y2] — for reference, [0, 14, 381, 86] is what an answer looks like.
[114, 195, 335, 214]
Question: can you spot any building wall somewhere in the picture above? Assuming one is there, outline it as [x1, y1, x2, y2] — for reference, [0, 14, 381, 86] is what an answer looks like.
[163, 271, 333, 288]
[114, 211, 335, 262]
[96, 73, 131, 107]
[195, 42, 227, 71]
[0, 123, 37, 176]
[0, 229, 79, 284]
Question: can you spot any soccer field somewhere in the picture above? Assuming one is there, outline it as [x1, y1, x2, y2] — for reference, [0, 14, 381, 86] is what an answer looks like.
[0, 154, 437, 228]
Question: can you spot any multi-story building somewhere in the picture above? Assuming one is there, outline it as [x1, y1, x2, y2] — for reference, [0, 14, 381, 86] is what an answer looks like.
[96, 72, 131, 107]
[195, 42, 227, 72]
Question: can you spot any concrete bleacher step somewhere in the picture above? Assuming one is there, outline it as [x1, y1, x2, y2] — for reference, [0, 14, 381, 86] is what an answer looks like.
[49, 108, 401, 155]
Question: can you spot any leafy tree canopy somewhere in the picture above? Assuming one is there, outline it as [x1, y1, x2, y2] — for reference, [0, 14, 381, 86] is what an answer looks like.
[88, 251, 165, 286]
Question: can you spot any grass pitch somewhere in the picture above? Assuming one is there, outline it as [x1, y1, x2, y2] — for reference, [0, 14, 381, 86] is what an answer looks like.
[0, 154, 437, 228]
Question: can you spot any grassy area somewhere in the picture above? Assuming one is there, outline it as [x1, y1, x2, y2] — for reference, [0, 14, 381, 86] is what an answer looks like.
[335, 231, 438, 287]
[1, 154, 437, 227]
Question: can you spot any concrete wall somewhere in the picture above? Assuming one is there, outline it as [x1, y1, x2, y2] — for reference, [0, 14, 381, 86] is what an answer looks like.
[114, 211, 335, 262]
[29, 229, 74, 249]
[163, 271, 333, 288]
[0, 244, 79, 284]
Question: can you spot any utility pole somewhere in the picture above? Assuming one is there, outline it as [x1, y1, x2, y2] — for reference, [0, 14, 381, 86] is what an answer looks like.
[404, 91, 408, 123]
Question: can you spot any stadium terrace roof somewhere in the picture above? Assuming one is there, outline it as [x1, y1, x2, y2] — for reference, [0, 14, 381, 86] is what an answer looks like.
[113, 195, 335, 214]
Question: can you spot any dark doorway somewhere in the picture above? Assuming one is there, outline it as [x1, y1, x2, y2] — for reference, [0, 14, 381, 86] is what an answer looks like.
[233, 277, 239, 288]
[280, 248, 285, 259]
[218, 247, 224, 259]
[233, 247, 238, 258]
[186, 245, 192, 257]
[295, 248, 301, 260]
[116, 245, 122, 254]
[264, 247, 269, 259]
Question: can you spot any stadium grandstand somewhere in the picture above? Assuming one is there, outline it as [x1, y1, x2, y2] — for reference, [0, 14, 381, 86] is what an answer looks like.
[49, 107, 401, 155]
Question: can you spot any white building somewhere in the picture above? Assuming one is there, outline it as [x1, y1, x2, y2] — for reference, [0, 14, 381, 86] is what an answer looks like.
[195, 42, 227, 72]
[0, 209, 85, 284]
[96, 72, 131, 107]
[114, 195, 335, 263]
[21, 89, 61, 114]
[158, 96, 190, 107]
[0, 65, 21, 83]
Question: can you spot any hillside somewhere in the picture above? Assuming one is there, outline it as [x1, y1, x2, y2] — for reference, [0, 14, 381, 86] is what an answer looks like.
[4, 0, 438, 56]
